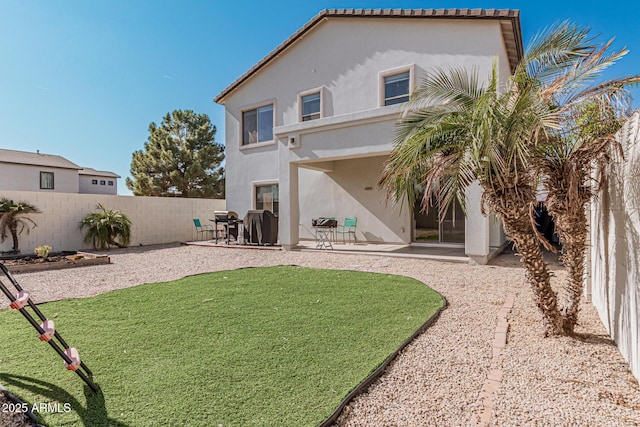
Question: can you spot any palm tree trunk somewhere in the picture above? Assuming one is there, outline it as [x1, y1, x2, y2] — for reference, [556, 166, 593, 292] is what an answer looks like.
[505, 222, 565, 336]
[549, 207, 588, 335]
[10, 224, 19, 253]
[486, 192, 564, 336]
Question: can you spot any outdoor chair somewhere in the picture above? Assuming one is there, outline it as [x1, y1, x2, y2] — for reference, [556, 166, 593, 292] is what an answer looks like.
[192, 218, 215, 241]
[336, 217, 357, 244]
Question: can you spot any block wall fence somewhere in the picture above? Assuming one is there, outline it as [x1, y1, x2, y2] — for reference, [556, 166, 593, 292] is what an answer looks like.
[0, 190, 225, 254]
[589, 111, 640, 382]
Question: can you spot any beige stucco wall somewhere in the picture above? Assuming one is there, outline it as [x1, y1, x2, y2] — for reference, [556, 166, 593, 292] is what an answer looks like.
[79, 175, 118, 195]
[221, 16, 511, 253]
[298, 156, 409, 243]
[0, 163, 79, 193]
[222, 17, 511, 216]
[0, 190, 225, 254]
[589, 111, 640, 382]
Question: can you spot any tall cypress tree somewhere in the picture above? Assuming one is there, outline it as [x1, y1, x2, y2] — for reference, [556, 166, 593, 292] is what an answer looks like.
[126, 110, 225, 198]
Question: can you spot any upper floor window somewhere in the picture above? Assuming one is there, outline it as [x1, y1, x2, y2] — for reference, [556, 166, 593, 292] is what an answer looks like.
[301, 93, 321, 121]
[40, 172, 54, 190]
[383, 71, 410, 106]
[108, 180, 114, 186]
[243, 104, 273, 145]
[100, 180, 106, 185]
[92, 179, 98, 185]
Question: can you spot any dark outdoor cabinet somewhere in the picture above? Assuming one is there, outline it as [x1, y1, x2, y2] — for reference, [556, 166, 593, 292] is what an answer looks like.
[243, 210, 278, 245]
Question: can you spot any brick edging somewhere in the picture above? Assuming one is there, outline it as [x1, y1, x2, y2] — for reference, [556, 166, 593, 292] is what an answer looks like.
[471, 294, 516, 426]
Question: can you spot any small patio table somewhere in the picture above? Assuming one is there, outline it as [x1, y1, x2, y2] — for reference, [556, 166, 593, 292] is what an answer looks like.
[313, 226, 334, 250]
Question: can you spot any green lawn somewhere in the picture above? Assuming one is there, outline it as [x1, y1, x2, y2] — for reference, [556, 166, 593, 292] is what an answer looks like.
[0, 266, 444, 426]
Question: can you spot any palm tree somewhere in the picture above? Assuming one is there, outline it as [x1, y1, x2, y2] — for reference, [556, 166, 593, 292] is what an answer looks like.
[380, 62, 564, 335]
[535, 91, 638, 334]
[0, 198, 41, 253]
[79, 204, 132, 250]
[379, 22, 629, 336]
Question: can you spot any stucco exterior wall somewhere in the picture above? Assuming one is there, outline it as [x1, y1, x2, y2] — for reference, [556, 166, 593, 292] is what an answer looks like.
[223, 18, 509, 126]
[221, 16, 512, 253]
[0, 163, 79, 193]
[298, 156, 409, 243]
[79, 175, 118, 195]
[589, 112, 640, 382]
[0, 190, 225, 254]
[223, 17, 511, 218]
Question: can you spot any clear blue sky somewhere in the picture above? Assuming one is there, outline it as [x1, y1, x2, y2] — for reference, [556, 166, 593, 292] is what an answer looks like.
[1, 1, 638, 195]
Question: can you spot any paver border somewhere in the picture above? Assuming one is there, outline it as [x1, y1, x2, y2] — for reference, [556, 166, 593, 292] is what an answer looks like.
[470, 293, 516, 426]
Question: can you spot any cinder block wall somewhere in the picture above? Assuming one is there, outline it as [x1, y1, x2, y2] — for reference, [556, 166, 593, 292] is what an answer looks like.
[589, 111, 640, 382]
[0, 191, 225, 253]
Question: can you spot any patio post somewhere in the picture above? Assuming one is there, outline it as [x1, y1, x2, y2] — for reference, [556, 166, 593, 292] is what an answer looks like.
[465, 181, 490, 264]
[279, 162, 299, 250]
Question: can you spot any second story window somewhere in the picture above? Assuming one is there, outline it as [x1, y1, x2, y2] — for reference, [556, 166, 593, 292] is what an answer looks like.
[384, 71, 410, 106]
[40, 171, 54, 190]
[243, 104, 273, 145]
[301, 93, 321, 121]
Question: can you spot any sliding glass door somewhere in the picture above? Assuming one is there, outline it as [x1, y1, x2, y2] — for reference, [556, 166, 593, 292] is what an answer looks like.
[413, 194, 464, 244]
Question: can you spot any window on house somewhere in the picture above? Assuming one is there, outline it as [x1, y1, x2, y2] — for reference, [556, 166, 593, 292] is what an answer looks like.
[40, 172, 54, 190]
[100, 180, 106, 185]
[384, 71, 410, 106]
[242, 104, 273, 145]
[255, 184, 279, 216]
[108, 181, 114, 186]
[92, 179, 98, 185]
[301, 93, 321, 121]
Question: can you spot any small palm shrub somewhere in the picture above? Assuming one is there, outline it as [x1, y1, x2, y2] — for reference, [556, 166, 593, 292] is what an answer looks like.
[0, 197, 40, 253]
[79, 204, 132, 250]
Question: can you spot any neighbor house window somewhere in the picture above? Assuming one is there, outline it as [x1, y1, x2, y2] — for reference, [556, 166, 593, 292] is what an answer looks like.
[383, 71, 410, 106]
[108, 180, 114, 186]
[255, 184, 278, 216]
[40, 172, 54, 190]
[242, 104, 273, 145]
[301, 92, 321, 121]
[100, 180, 106, 185]
[92, 179, 98, 185]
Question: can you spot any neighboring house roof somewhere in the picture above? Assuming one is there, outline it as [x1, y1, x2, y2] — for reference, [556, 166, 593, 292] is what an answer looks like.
[214, 8, 524, 104]
[0, 148, 81, 170]
[79, 168, 121, 178]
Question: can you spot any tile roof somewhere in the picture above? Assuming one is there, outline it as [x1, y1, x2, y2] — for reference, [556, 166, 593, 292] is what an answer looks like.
[214, 8, 523, 103]
[0, 148, 81, 170]
[79, 167, 121, 178]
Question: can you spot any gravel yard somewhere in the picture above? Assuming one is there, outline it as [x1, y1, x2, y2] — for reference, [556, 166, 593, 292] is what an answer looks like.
[1, 243, 638, 426]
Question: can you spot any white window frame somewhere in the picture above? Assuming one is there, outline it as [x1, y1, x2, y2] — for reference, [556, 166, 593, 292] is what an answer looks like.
[378, 64, 416, 107]
[252, 180, 279, 216]
[297, 87, 325, 122]
[239, 100, 276, 150]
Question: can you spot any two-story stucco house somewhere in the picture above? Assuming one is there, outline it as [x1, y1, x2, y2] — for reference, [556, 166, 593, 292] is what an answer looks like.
[0, 148, 119, 195]
[215, 8, 524, 263]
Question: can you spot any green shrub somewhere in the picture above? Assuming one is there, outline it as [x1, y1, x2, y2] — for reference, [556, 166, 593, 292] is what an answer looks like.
[79, 204, 131, 249]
